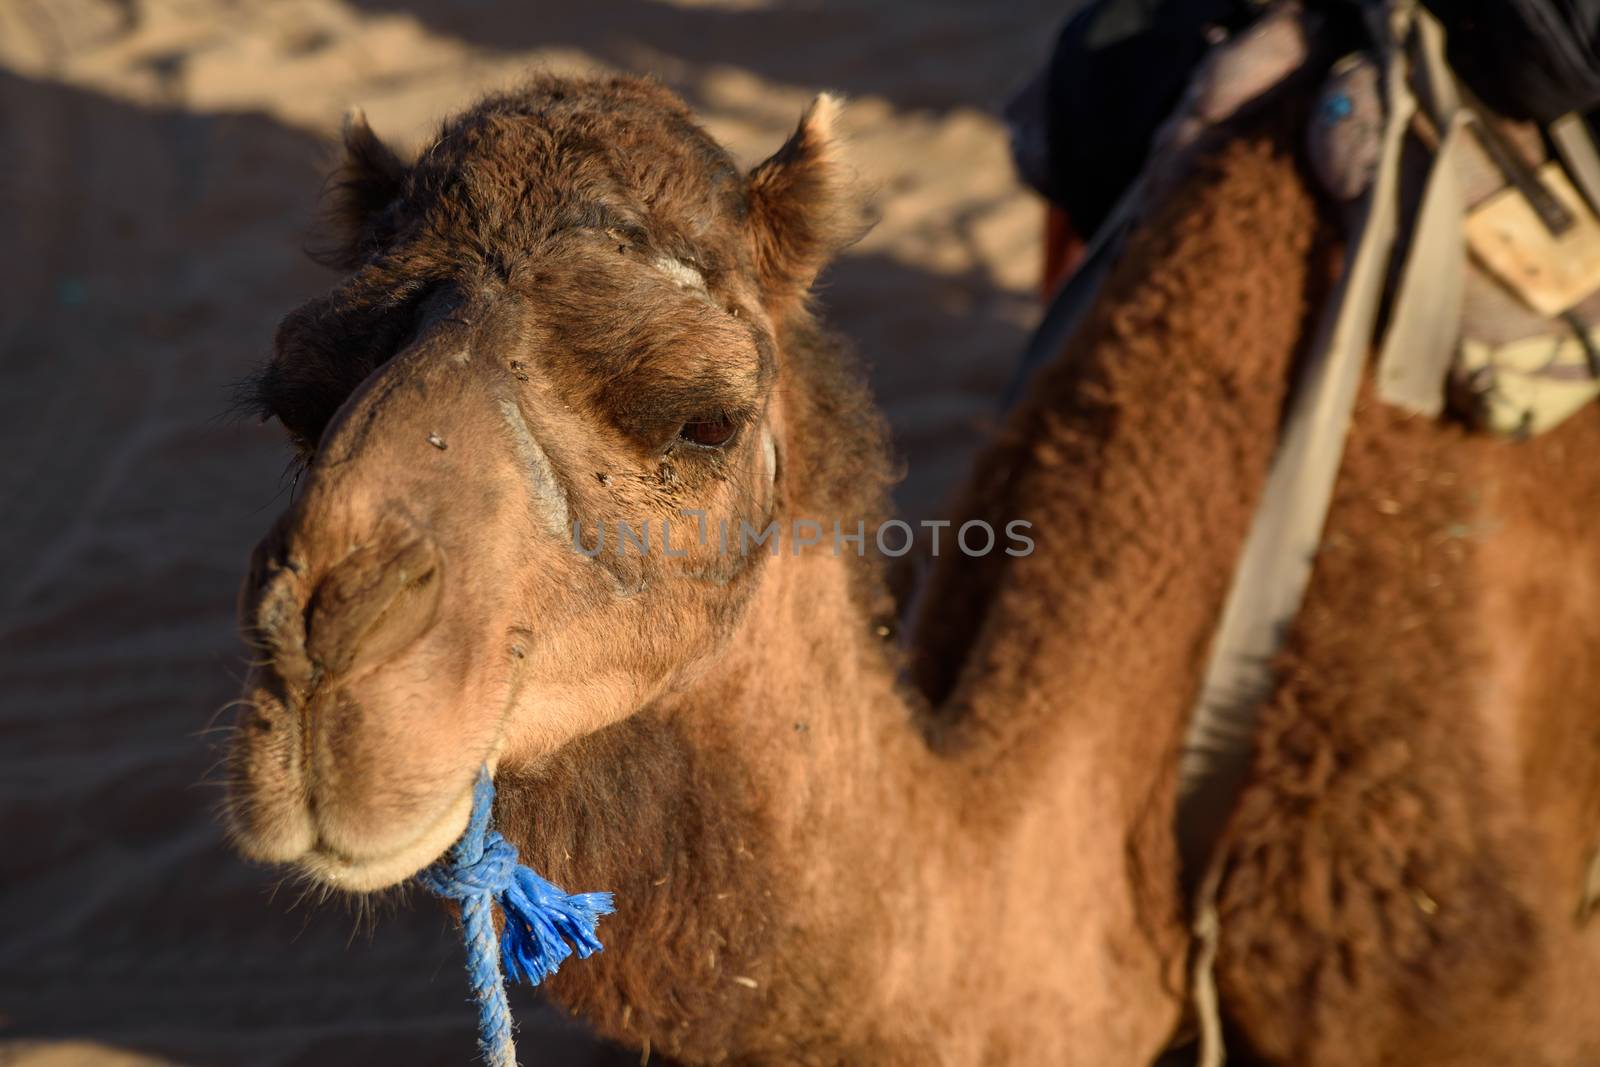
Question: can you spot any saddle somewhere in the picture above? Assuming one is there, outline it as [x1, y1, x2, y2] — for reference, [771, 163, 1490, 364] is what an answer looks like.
[1006, 3, 1600, 1062]
[1009, 0, 1600, 437]
[1310, 9, 1600, 437]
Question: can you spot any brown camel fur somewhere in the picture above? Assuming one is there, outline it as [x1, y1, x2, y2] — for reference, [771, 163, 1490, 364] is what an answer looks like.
[1209, 389, 1600, 1067]
[1193, 109, 1600, 1067]
[916, 89, 1600, 1067]
[223, 74, 1342, 1064]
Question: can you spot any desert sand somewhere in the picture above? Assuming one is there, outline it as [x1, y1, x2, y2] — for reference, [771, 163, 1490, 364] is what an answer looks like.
[0, 1, 1061, 1062]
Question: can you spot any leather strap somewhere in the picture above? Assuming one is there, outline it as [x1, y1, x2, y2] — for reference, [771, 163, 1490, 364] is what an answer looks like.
[1550, 111, 1600, 219]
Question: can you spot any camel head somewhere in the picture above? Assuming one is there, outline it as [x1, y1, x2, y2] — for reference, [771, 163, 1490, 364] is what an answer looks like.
[226, 76, 863, 891]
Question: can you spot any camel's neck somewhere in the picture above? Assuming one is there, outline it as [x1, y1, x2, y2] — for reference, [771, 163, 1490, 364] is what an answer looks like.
[502, 547, 936, 1060]
[497, 110, 1337, 1066]
[900, 115, 1333, 999]
[497, 357, 942, 1062]
[913, 120, 1329, 785]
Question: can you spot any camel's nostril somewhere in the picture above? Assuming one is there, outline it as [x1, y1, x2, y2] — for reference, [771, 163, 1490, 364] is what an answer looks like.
[304, 525, 444, 679]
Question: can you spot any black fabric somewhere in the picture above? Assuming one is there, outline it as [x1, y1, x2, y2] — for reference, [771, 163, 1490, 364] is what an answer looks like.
[1009, 0, 1600, 236]
[1424, 0, 1600, 123]
[1005, 0, 1257, 234]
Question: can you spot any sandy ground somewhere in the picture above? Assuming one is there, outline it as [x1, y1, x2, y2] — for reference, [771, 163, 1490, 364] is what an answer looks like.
[0, 1, 1059, 1062]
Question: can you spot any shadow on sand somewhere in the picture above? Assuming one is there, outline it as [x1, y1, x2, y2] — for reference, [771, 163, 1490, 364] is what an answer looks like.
[346, 0, 1070, 116]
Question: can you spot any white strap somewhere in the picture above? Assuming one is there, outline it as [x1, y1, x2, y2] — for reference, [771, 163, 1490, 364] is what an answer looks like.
[1179, 4, 1417, 1063]
[1374, 7, 1469, 414]
[1374, 110, 1469, 414]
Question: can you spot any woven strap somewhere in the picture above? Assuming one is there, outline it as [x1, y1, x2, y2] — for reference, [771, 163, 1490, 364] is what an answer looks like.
[1176, 4, 1418, 1063]
[1373, 7, 1470, 415]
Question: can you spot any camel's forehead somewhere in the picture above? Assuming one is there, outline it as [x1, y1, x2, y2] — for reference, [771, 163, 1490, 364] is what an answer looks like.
[304, 225, 756, 397]
[405, 105, 745, 245]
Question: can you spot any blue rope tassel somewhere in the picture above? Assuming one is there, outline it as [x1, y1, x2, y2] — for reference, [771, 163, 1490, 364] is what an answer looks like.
[418, 769, 615, 1067]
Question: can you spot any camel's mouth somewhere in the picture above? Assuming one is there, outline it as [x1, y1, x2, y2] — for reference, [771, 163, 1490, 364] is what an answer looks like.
[224, 654, 505, 893]
[294, 778, 478, 893]
[229, 502, 521, 894]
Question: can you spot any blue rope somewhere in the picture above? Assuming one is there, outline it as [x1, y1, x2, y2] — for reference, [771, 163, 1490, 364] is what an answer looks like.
[417, 770, 615, 1067]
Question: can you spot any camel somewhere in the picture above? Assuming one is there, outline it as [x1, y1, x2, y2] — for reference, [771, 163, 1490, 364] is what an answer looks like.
[223, 62, 1600, 1064]
[915, 49, 1600, 1067]
[220, 72, 1341, 1064]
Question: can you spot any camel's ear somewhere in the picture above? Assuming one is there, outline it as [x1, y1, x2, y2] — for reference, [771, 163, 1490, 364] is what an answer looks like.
[745, 94, 865, 304]
[314, 108, 407, 269]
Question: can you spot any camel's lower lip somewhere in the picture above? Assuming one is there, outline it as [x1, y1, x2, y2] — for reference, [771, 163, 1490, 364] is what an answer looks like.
[296, 782, 478, 893]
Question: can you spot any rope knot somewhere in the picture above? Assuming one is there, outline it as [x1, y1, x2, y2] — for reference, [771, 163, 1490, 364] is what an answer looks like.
[416, 832, 517, 898]
[418, 770, 615, 1067]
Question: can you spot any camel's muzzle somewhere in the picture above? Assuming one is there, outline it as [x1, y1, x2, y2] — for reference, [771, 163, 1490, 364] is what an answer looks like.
[228, 315, 543, 891]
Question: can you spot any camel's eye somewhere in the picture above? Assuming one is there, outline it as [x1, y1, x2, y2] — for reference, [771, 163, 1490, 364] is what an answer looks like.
[677, 416, 738, 449]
